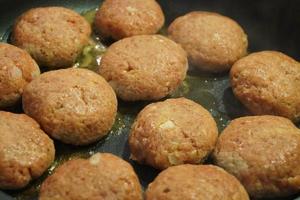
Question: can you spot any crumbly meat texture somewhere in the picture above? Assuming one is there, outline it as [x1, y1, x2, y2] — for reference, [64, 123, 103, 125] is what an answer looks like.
[11, 7, 91, 68]
[0, 111, 55, 189]
[145, 164, 249, 200]
[94, 0, 164, 40]
[0, 43, 40, 108]
[213, 115, 300, 198]
[99, 35, 187, 101]
[39, 153, 142, 200]
[168, 11, 248, 72]
[23, 68, 117, 145]
[230, 51, 300, 122]
[129, 98, 218, 169]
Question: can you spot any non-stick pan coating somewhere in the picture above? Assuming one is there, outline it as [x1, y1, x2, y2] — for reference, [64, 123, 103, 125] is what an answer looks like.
[0, 0, 300, 199]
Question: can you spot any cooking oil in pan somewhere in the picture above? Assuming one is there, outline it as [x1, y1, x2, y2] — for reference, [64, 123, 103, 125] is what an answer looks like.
[5, 8, 249, 200]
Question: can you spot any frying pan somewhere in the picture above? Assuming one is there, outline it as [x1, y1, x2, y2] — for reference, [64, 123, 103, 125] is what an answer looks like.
[0, 0, 300, 199]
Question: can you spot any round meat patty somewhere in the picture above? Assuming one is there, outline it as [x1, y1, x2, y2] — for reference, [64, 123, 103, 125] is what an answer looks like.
[99, 35, 188, 101]
[0, 111, 55, 190]
[11, 7, 91, 69]
[129, 98, 218, 170]
[145, 164, 249, 200]
[94, 0, 165, 40]
[230, 51, 300, 122]
[22, 68, 117, 145]
[213, 115, 300, 198]
[39, 153, 142, 200]
[0, 43, 40, 108]
[168, 11, 248, 72]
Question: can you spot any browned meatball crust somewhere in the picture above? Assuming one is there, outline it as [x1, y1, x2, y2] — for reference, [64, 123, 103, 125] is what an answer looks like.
[94, 0, 164, 40]
[168, 11, 248, 72]
[23, 68, 117, 145]
[129, 98, 218, 170]
[99, 35, 187, 101]
[12, 7, 91, 68]
[0, 111, 55, 190]
[230, 51, 300, 122]
[146, 164, 249, 200]
[39, 153, 142, 200]
[213, 115, 300, 198]
[0, 43, 40, 108]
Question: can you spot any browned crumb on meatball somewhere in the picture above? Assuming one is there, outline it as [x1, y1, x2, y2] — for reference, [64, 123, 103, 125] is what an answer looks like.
[0, 43, 40, 108]
[145, 164, 249, 200]
[213, 115, 300, 198]
[129, 98, 218, 170]
[11, 7, 91, 69]
[99, 35, 188, 101]
[230, 51, 300, 122]
[168, 11, 248, 72]
[39, 153, 142, 200]
[94, 0, 165, 40]
[22, 68, 117, 145]
[0, 111, 55, 190]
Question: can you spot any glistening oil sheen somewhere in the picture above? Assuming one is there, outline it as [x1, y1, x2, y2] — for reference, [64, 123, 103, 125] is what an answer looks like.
[7, 8, 249, 200]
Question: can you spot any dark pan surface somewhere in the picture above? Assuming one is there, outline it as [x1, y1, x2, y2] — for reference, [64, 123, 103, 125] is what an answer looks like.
[0, 0, 300, 199]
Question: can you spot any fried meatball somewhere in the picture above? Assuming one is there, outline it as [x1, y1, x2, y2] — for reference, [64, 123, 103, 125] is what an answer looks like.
[213, 115, 300, 198]
[39, 153, 142, 200]
[0, 43, 40, 108]
[99, 35, 187, 101]
[230, 51, 300, 122]
[0, 111, 55, 190]
[129, 98, 218, 170]
[11, 7, 91, 69]
[145, 164, 249, 200]
[94, 0, 165, 40]
[22, 68, 117, 145]
[168, 11, 248, 72]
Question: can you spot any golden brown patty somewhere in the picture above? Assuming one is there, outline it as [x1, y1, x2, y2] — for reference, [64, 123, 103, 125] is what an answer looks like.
[213, 115, 300, 198]
[168, 11, 248, 72]
[0, 111, 55, 190]
[39, 153, 142, 200]
[11, 7, 91, 69]
[99, 35, 188, 101]
[23, 68, 117, 145]
[145, 164, 249, 200]
[129, 98, 218, 170]
[94, 0, 164, 40]
[230, 51, 300, 122]
[0, 43, 40, 108]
